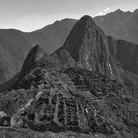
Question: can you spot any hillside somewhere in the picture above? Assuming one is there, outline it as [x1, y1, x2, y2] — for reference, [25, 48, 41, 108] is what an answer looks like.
[0, 19, 76, 85]
[25, 18, 77, 54]
[0, 29, 32, 84]
[94, 9, 138, 43]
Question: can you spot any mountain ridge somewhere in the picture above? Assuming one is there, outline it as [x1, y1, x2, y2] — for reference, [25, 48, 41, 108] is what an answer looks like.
[1, 8, 138, 89]
[0, 18, 76, 85]
[94, 9, 138, 43]
[0, 15, 138, 137]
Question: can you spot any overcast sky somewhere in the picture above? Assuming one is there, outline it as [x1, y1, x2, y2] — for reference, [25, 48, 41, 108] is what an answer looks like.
[0, 0, 138, 32]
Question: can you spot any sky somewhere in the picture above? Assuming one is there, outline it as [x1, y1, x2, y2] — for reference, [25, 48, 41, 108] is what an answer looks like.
[0, 0, 138, 32]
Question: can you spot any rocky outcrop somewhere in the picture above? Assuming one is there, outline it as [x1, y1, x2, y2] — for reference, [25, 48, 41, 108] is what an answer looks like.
[54, 16, 118, 80]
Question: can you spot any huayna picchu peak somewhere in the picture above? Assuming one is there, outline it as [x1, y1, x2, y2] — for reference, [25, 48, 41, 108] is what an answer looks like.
[76, 15, 97, 28]
[0, 15, 138, 138]
[54, 15, 115, 79]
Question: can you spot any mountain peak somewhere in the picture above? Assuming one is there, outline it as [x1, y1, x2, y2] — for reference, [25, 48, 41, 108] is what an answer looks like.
[133, 9, 138, 14]
[113, 9, 124, 15]
[17, 45, 48, 81]
[78, 15, 96, 27]
[28, 45, 45, 59]
[57, 15, 98, 62]
[80, 15, 93, 21]
[54, 15, 114, 78]
[115, 9, 123, 12]
[116, 8, 122, 11]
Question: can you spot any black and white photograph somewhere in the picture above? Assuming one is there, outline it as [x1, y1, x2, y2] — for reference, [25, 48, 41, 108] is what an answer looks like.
[0, 0, 138, 137]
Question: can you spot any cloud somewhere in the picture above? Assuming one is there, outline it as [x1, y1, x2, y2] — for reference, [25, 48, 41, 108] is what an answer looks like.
[103, 7, 110, 12]
[99, 12, 104, 16]
[95, 7, 111, 17]
[95, 12, 104, 17]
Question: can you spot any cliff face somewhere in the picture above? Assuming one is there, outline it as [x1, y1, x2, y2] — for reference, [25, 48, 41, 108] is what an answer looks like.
[107, 36, 138, 74]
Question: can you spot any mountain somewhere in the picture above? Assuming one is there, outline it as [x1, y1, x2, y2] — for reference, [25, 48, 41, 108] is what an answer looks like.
[0, 29, 33, 84]
[54, 16, 115, 78]
[1, 15, 137, 137]
[52, 15, 138, 100]
[26, 18, 77, 54]
[108, 36, 138, 75]
[94, 9, 138, 44]
[1, 45, 134, 137]
[10, 45, 58, 90]
[0, 19, 76, 86]
[1, 8, 138, 86]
